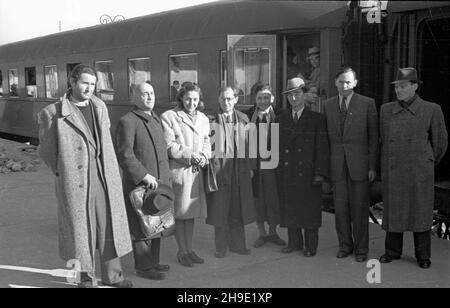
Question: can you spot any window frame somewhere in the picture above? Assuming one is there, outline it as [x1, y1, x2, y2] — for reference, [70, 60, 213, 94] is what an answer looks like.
[8, 68, 19, 97]
[94, 60, 115, 103]
[127, 57, 152, 101]
[168, 52, 199, 102]
[44, 65, 59, 100]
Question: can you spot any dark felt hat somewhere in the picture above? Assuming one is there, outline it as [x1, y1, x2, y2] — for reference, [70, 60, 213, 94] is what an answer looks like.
[142, 183, 174, 216]
[391, 67, 422, 84]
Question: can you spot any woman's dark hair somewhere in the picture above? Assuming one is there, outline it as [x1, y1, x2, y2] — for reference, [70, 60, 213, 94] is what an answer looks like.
[253, 83, 273, 95]
[176, 82, 203, 108]
[67, 64, 97, 96]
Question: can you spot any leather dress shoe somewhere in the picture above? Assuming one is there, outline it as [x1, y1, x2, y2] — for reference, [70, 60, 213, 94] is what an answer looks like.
[303, 250, 316, 257]
[77, 281, 97, 288]
[268, 234, 287, 246]
[103, 279, 133, 288]
[336, 251, 352, 258]
[355, 255, 368, 263]
[253, 236, 268, 248]
[214, 251, 226, 258]
[379, 254, 400, 263]
[188, 251, 204, 264]
[177, 252, 194, 267]
[281, 246, 301, 253]
[230, 248, 251, 255]
[418, 260, 431, 269]
[152, 264, 170, 272]
[136, 269, 165, 280]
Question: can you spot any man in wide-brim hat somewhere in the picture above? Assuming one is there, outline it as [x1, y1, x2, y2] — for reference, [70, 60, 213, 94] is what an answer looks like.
[379, 67, 448, 269]
[276, 77, 329, 257]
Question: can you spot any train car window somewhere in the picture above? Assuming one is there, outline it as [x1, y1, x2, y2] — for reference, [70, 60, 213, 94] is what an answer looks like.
[169, 53, 198, 102]
[44, 65, 59, 99]
[0, 70, 3, 97]
[128, 57, 151, 100]
[8, 69, 18, 97]
[234, 48, 270, 105]
[25, 67, 37, 98]
[95, 61, 114, 102]
[220, 50, 227, 88]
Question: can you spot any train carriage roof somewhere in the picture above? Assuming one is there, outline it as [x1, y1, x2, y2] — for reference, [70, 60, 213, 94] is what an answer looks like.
[0, 0, 347, 62]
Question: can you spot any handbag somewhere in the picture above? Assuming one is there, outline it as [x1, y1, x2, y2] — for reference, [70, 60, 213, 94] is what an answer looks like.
[205, 159, 218, 193]
[129, 185, 175, 240]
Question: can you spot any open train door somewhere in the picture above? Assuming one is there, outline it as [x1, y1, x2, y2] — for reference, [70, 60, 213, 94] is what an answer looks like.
[227, 35, 277, 106]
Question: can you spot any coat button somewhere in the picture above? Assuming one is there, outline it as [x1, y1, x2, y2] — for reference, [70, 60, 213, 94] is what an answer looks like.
[299, 162, 303, 165]
[78, 165, 83, 170]
[299, 173, 303, 177]
[298, 149, 302, 153]
[285, 162, 289, 166]
[285, 150, 289, 154]
[79, 185, 83, 188]
[78, 147, 82, 151]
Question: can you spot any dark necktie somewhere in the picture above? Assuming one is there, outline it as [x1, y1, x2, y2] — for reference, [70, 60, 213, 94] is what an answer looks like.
[293, 112, 299, 124]
[340, 96, 347, 132]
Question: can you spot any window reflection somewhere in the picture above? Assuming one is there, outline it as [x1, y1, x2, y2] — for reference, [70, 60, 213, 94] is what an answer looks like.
[8, 69, 18, 97]
[169, 53, 198, 102]
[233, 48, 269, 105]
[25, 67, 37, 98]
[95, 61, 114, 102]
[128, 57, 151, 100]
[45, 65, 59, 99]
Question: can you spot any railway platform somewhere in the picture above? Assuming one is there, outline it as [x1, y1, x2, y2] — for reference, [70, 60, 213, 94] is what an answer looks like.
[0, 142, 448, 288]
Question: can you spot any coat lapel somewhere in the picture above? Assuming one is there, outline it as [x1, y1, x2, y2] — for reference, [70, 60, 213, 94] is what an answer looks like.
[62, 96, 97, 148]
[330, 96, 343, 137]
[176, 109, 199, 134]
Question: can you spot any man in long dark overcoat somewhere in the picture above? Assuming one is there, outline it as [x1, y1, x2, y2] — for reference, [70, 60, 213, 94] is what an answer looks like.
[206, 86, 256, 258]
[276, 78, 329, 257]
[379, 68, 448, 269]
[115, 82, 172, 280]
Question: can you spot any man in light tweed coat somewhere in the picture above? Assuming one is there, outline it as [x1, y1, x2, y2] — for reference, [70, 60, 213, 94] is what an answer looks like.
[38, 64, 133, 288]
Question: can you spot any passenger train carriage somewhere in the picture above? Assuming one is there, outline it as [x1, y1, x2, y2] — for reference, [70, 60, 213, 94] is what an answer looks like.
[0, 0, 449, 184]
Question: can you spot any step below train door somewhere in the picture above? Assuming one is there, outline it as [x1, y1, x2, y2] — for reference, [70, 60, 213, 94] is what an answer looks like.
[226, 35, 277, 108]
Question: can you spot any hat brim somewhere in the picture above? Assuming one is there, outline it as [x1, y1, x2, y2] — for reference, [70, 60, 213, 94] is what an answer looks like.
[390, 80, 423, 84]
[282, 85, 304, 94]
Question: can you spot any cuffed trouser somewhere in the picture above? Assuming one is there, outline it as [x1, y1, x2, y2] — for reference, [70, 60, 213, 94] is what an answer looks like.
[384, 230, 431, 261]
[333, 159, 369, 256]
[85, 159, 124, 285]
[287, 228, 318, 252]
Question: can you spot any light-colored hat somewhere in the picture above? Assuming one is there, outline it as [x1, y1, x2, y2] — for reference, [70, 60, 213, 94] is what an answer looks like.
[306, 46, 320, 60]
[283, 77, 305, 94]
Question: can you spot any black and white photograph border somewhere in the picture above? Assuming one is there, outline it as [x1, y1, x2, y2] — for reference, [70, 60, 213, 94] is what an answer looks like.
[0, 0, 449, 290]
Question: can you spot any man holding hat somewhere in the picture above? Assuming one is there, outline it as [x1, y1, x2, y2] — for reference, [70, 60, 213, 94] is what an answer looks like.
[323, 67, 379, 263]
[115, 82, 172, 280]
[379, 67, 448, 269]
[276, 77, 329, 257]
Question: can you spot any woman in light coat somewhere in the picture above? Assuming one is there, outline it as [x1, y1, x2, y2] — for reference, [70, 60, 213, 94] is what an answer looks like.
[161, 83, 211, 267]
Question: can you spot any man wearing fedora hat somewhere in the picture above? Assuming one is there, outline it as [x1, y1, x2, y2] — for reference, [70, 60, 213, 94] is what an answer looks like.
[379, 67, 448, 269]
[276, 77, 329, 257]
[115, 82, 172, 280]
[323, 67, 379, 263]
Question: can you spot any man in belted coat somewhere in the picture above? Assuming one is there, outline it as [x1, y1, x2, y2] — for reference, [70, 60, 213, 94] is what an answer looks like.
[115, 82, 172, 280]
[206, 86, 256, 258]
[323, 67, 379, 262]
[38, 64, 133, 288]
[379, 67, 448, 269]
[276, 77, 329, 257]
